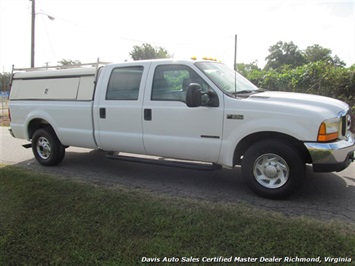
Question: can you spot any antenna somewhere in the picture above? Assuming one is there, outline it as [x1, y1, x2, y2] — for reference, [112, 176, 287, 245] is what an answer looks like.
[234, 34, 237, 97]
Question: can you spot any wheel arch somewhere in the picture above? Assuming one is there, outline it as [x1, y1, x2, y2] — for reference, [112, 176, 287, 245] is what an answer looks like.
[233, 131, 312, 166]
[27, 118, 52, 140]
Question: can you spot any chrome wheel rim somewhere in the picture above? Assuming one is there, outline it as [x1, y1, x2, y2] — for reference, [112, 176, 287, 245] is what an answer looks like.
[36, 137, 51, 160]
[253, 153, 289, 189]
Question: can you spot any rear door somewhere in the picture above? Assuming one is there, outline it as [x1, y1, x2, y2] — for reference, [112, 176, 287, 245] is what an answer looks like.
[94, 62, 151, 153]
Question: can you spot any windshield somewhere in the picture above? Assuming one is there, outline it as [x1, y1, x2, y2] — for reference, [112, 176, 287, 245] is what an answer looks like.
[195, 62, 260, 95]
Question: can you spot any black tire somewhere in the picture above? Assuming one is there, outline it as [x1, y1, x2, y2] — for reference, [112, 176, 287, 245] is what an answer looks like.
[32, 127, 65, 166]
[241, 139, 305, 199]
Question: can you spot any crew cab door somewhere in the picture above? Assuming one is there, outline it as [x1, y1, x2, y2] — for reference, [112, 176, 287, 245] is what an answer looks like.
[94, 62, 150, 153]
[143, 62, 224, 162]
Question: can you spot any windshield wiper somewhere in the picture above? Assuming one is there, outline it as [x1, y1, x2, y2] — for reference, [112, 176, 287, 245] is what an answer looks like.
[235, 90, 255, 94]
[234, 89, 265, 94]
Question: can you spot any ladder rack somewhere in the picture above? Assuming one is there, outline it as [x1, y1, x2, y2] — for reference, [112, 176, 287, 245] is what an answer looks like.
[10, 58, 111, 87]
[12, 58, 111, 72]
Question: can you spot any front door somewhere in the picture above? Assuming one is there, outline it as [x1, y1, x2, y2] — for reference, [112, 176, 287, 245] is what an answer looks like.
[143, 63, 224, 162]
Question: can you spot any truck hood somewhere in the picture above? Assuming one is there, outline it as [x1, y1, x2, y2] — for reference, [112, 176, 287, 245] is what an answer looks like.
[249, 91, 348, 116]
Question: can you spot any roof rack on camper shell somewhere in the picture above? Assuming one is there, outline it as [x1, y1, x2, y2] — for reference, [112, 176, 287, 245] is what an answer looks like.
[11, 58, 111, 73]
[10, 58, 110, 86]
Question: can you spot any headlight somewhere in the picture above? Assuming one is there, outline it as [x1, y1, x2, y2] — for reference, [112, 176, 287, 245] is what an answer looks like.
[317, 117, 341, 142]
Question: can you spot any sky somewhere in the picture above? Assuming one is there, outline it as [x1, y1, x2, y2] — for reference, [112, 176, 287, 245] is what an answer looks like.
[0, 0, 354, 72]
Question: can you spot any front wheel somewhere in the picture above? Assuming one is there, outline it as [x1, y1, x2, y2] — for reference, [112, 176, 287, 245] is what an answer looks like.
[32, 127, 65, 166]
[241, 140, 305, 199]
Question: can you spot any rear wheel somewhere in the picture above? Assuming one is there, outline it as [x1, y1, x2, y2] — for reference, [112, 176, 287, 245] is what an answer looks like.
[241, 140, 305, 199]
[32, 127, 65, 166]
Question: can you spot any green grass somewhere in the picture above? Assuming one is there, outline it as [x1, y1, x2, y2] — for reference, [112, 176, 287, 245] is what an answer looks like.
[0, 165, 354, 265]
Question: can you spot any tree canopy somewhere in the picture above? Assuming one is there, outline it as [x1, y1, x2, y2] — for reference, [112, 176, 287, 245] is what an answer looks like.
[264, 41, 306, 70]
[304, 44, 345, 67]
[263, 41, 345, 70]
[129, 43, 171, 60]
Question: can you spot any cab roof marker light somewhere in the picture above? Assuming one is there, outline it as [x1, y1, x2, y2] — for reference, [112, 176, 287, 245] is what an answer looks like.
[191, 56, 220, 62]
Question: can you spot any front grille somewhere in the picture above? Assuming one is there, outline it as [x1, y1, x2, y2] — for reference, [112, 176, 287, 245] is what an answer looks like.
[340, 112, 351, 137]
[341, 115, 346, 136]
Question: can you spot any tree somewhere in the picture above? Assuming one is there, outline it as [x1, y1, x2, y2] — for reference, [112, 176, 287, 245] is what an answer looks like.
[304, 44, 345, 67]
[264, 41, 306, 70]
[304, 44, 332, 64]
[331, 55, 346, 67]
[129, 43, 171, 60]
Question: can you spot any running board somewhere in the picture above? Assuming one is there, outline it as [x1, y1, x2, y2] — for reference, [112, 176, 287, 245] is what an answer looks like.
[105, 153, 222, 171]
[22, 143, 32, 149]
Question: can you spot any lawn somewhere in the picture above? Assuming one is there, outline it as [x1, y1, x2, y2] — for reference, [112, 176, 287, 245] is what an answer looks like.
[0, 165, 354, 265]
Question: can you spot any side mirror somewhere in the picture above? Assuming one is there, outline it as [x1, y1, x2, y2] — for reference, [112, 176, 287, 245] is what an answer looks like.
[186, 83, 202, 107]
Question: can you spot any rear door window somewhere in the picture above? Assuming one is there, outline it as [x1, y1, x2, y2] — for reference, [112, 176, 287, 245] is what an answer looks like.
[106, 66, 143, 100]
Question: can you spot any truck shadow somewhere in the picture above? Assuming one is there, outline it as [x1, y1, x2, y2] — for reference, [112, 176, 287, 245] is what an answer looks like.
[14, 149, 355, 224]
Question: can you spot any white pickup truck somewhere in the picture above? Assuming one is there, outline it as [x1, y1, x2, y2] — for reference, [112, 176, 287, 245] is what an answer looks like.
[8, 59, 355, 198]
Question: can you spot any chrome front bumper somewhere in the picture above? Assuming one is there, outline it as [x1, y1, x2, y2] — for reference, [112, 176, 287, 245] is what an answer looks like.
[304, 133, 355, 172]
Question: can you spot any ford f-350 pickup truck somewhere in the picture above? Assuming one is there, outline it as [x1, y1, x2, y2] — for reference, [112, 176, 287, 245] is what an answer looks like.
[8, 59, 355, 198]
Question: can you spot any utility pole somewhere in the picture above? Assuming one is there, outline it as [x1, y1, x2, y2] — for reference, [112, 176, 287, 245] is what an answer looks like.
[30, 0, 35, 68]
[234, 34, 237, 97]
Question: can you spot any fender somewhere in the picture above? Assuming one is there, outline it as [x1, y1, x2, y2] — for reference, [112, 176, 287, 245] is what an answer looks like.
[218, 117, 314, 167]
[217, 95, 321, 167]
[26, 109, 59, 140]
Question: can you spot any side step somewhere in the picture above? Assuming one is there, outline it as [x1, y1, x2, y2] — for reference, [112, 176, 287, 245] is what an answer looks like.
[22, 143, 32, 149]
[105, 153, 222, 171]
